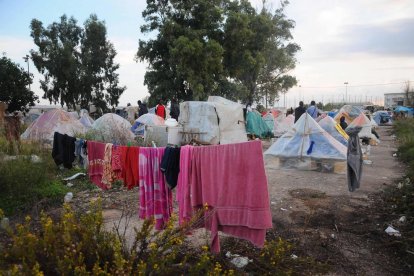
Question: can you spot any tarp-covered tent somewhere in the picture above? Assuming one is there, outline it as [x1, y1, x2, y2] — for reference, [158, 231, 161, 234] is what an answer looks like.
[345, 113, 375, 139]
[179, 101, 220, 144]
[207, 96, 248, 144]
[394, 106, 414, 117]
[79, 109, 94, 128]
[265, 113, 347, 173]
[131, 113, 165, 135]
[21, 109, 87, 142]
[246, 111, 273, 138]
[274, 114, 294, 137]
[373, 111, 392, 125]
[334, 105, 363, 124]
[262, 112, 275, 131]
[318, 116, 348, 146]
[179, 97, 248, 145]
[90, 113, 134, 144]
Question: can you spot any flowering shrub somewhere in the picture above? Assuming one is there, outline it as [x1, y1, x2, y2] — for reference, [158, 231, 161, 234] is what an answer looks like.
[0, 202, 236, 275]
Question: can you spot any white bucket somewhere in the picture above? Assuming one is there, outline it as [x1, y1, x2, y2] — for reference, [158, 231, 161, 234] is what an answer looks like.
[168, 126, 183, 146]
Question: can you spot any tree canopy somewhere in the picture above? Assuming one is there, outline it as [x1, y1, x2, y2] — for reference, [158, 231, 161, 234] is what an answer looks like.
[0, 55, 38, 113]
[137, 0, 300, 105]
[30, 14, 126, 111]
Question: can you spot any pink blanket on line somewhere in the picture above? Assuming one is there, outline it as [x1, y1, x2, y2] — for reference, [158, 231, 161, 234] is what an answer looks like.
[139, 147, 172, 230]
[190, 140, 272, 252]
[176, 145, 194, 225]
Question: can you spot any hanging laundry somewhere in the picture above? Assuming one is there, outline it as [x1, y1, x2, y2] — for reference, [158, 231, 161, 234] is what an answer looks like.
[52, 132, 76, 169]
[346, 127, 363, 192]
[87, 141, 108, 190]
[160, 146, 181, 189]
[74, 138, 86, 167]
[186, 140, 272, 253]
[120, 146, 140, 190]
[111, 144, 123, 180]
[176, 145, 194, 225]
[139, 147, 173, 230]
[101, 143, 118, 189]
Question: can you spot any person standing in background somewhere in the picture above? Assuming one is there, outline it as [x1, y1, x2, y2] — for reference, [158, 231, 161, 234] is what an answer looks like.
[155, 99, 166, 119]
[306, 100, 320, 119]
[138, 100, 148, 117]
[294, 101, 306, 123]
[170, 98, 180, 120]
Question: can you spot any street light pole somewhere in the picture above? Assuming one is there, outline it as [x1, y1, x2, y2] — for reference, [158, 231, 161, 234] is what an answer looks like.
[344, 82, 348, 103]
[23, 54, 30, 91]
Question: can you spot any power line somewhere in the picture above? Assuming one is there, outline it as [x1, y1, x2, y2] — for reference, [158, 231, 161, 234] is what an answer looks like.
[298, 80, 414, 89]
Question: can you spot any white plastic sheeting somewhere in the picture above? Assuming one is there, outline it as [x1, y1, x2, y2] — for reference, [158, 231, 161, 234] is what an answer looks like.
[179, 101, 220, 145]
[318, 116, 348, 146]
[274, 114, 294, 137]
[79, 109, 94, 128]
[179, 97, 247, 145]
[334, 105, 363, 124]
[21, 109, 87, 142]
[90, 113, 134, 144]
[265, 113, 347, 160]
[207, 96, 247, 144]
[345, 113, 376, 139]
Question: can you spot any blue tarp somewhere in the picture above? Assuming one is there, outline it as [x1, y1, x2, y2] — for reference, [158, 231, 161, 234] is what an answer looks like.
[394, 106, 413, 112]
[373, 111, 392, 125]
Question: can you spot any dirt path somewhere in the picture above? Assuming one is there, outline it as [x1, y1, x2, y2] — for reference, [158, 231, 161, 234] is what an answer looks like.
[265, 126, 409, 275]
[70, 126, 409, 274]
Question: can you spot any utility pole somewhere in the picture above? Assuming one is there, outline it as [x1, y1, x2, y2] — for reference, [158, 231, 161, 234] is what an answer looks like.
[344, 82, 348, 104]
[23, 54, 30, 91]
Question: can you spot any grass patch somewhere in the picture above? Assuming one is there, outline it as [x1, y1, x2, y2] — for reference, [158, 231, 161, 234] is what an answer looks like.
[382, 118, 414, 265]
[0, 137, 68, 216]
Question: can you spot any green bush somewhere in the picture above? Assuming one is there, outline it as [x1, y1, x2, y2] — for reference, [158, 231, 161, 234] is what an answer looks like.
[0, 202, 324, 275]
[0, 139, 68, 215]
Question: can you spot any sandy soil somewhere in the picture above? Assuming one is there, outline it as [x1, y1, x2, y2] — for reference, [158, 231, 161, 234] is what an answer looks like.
[70, 126, 410, 275]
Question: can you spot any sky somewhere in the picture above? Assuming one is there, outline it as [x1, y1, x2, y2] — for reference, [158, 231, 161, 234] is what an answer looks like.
[1, 0, 413, 108]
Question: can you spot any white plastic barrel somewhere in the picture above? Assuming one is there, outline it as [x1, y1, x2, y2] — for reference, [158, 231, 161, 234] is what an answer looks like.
[168, 126, 183, 146]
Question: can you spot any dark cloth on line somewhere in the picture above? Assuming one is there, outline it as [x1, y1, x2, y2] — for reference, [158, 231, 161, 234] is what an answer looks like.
[345, 127, 363, 192]
[52, 132, 76, 169]
[160, 147, 181, 189]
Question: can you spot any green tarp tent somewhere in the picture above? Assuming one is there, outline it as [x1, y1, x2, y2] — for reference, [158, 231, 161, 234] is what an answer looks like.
[246, 111, 273, 138]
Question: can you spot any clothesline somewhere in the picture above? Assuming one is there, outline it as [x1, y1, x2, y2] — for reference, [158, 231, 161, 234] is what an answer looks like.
[52, 132, 272, 252]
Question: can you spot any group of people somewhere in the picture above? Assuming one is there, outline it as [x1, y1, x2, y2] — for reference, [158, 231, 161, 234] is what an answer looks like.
[123, 98, 180, 123]
[293, 100, 320, 123]
[294, 100, 350, 131]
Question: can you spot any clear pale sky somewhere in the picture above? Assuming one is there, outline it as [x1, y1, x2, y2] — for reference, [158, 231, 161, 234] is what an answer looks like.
[1, 0, 413, 108]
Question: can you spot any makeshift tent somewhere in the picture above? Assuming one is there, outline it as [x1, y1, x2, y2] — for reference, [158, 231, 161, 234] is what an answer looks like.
[90, 113, 134, 144]
[246, 111, 273, 138]
[207, 96, 248, 144]
[79, 109, 94, 128]
[131, 113, 165, 135]
[334, 105, 363, 124]
[179, 101, 220, 144]
[263, 113, 275, 131]
[394, 106, 414, 117]
[179, 98, 248, 145]
[68, 111, 79, 120]
[21, 109, 87, 142]
[345, 113, 376, 139]
[265, 113, 347, 173]
[274, 114, 294, 137]
[318, 116, 348, 146]
[373, 111, 392, 125]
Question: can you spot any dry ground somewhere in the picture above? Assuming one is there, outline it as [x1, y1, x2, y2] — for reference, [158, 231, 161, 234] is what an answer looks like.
[70, 126, 410, 275]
